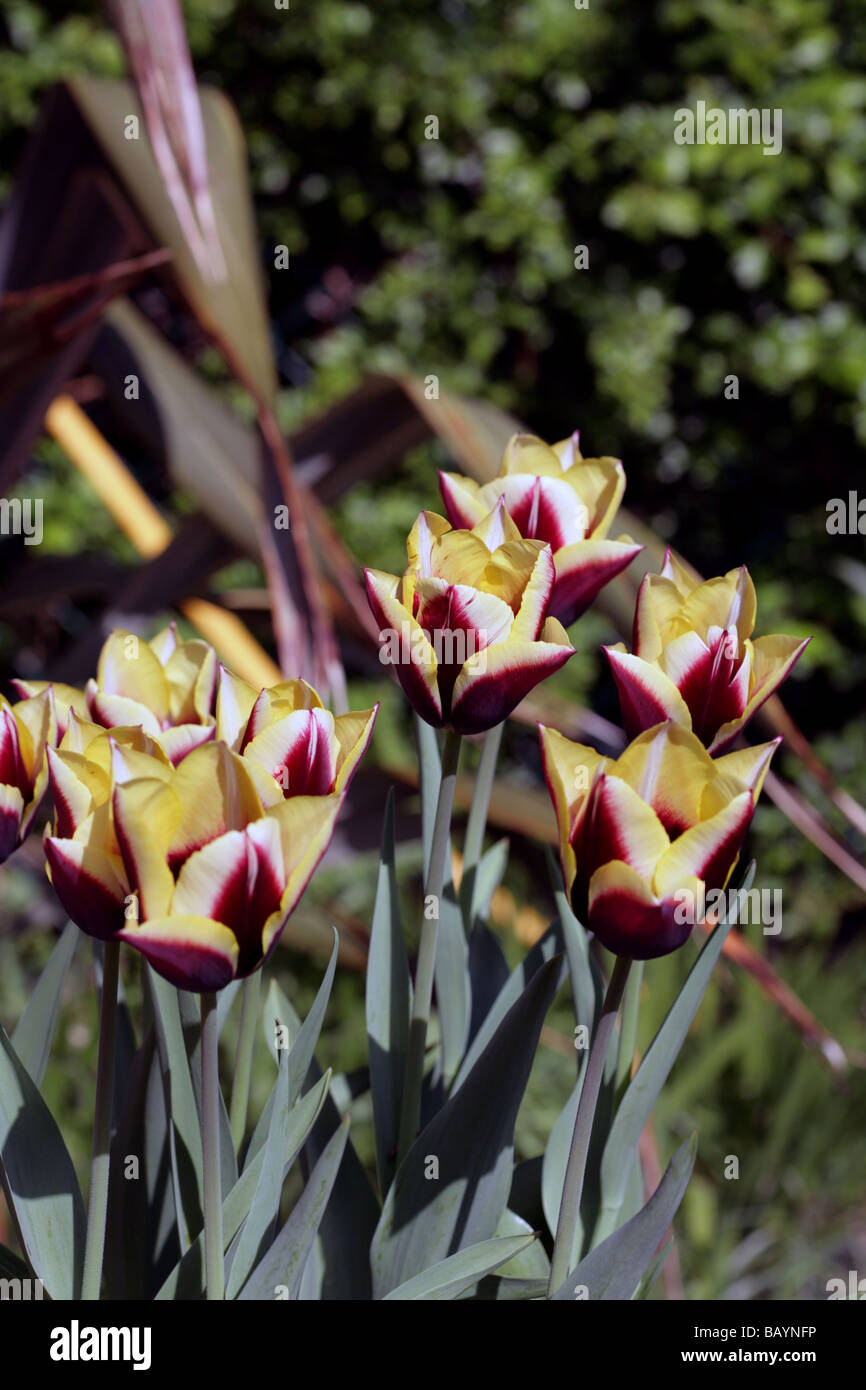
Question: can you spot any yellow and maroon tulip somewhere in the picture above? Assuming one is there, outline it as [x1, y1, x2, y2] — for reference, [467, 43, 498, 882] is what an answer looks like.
[364, 501, 575, 734]
[20, 625, 218, 765]
[45, 732, 349, 991]
[43, 715, 174, 939]
[439, 431, 643, 628]
[540, 719, 779, 959]
[0, 686, 57, 861]
[604, 552, 810, 754]
[215, 669, 377, 798]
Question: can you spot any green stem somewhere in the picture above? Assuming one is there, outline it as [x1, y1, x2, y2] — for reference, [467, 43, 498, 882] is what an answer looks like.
[81, 940, 120, 1301]
[229, 971, 262, 1153]
[615, 959, 643, 1103]
[201, 991, 224, 1301]
[460, 722, 504, 922]
[548, 955, 632, 1296]
[397, 728, 462, 1164]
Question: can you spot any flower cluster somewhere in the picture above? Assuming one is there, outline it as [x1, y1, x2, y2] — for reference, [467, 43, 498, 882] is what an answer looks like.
[370, 428, 808, 961]
[7, 628, 376, 991]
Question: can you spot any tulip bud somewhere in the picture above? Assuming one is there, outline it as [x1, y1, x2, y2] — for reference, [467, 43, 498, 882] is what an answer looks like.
[604, 553, 810, 754]
[0, 687, 57, 861]
[43, 675, 372, 990]
[439, 431, 643, 627]
[540, 719, 780, 959]
[365, 502, 575, 733]
[215, 668, 377, 799]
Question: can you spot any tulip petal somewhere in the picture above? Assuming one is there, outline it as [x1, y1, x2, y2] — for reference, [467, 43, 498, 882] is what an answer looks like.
[481, 538, 548, 612]
[632, 573, 688, 658]
[584, 774, 670, 882]
[500, 434, 564, 479]
[653, 791, 754, 897]
[438, 471, 487, 529]
[511, 544, 555, 641]
[167, 742, 264, 867]
[0, 704, 29, 797]
[113, 778, 181, 918]
[164, 639, 218, 724]
[262, 794, 344, 954]
[48, 746, 109, 838]
[157, 722, 216, 765]
[244, 707, 338, 796]
[243, 679, 323, 748]
[148, 623, 179, 664]
[0, 783, 24, 861]
[216, 666, 259, 748]
[44, 836, 127, 939]
[364, 568, 442, 726]
[407, 511, 453, 579]
[551, 538, 643, 627]
[10, 687, 56, 781]
[604, 648, 693, 743]
[708, 635, 810, 754]
[569, 456, 626, 539]
[481, 475, 587, 550]
[551, 430, 583, 471]
[704, 738, 781, 811]
[414, 580, 514, 654]
[172, 826, 284, 974]
[432, 529, 500, 591]
[11, 679, 88, 738]
[681, 568, 757, 649]
[656, 630, 713, 714]
[470, 496, 523, 552]
[538, 724, 606, 837]
[449, 627, 575, 735]
[587, 861, 699, 960]
[120, 915, 239, 991]
[613, 721, 715, 835]
[659, 548, 699, 596]
[96, 631, 171, 722]
[333, 706, 378, 794]
[89, 692, 163, 738]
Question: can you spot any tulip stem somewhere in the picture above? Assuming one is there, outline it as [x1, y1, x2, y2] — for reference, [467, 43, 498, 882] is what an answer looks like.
[460, 722, 504, 922]
[201, 991, 225, 1301]
[548, 954, 632, 1296]
[229, 971, 262, 1153]
[397, 728, 462, 1165]
[81, 940, 120, 1301]
[615, 959, 643, 1103]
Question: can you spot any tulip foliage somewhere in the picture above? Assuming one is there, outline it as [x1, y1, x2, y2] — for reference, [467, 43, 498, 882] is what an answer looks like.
[0, 433, 808, 1302]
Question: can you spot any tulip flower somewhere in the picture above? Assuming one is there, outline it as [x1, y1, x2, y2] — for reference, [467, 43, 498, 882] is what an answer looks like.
[438, 431, 643, 628]
[364, 501, 575, 734]
[18, 625, 217, 765]
[540, 719, 780, 959]
[215, 668, 377, 798]
[0, 686, 57, 861]
[45, 733, 347, 991]
[604, 553, 809, 754]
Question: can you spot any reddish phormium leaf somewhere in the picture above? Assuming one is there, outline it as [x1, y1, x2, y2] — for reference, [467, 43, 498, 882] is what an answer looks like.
[106, 0, 227, 283]
[0, 250, 171, 404]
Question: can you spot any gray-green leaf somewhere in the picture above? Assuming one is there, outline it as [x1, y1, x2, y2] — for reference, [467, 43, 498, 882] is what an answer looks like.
[553, 1133, 696, 1300]
[0, 1024, 85, 1299]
